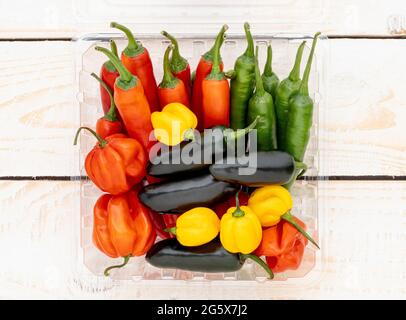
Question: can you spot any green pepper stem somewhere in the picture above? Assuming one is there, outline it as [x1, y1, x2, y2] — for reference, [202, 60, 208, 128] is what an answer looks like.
[225, 69, 236, 79]
[225, 116, 259, 141]
[104, 255, 131, 277]
[243, 22, 254, 58]
[289, 41, 306, 81]
[161, 31, 187, 72]
[111, 22, 139, 52]
[90, 73, 117, 122]
[161, 45, 176, 86]
[95, 46, 133, 83]
[295, 161, 308, 179]
[203, 25, 226, 61]
[74, 126, 107, 148]
[240, 254, 274, 279]
[299, 32, 321, 96]
[164, 227, 177, 235]
[209, 25, 228, 76]
[110, 39, 119, 58]
[282, 211, 320, 249]
[232, 191, 245, 218]
[263, 44, 274, 76]
[254, 46, 265, 94]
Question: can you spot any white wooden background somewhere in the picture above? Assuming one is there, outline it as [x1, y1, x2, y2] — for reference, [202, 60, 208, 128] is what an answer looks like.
[0, 0, 405, 299]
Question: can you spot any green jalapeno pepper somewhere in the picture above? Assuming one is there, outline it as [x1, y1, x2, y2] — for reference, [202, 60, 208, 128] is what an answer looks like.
[262, 43, 279, 99]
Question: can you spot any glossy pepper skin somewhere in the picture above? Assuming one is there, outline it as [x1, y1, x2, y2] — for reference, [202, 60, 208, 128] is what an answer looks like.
[248, 185, 293, 227]
[99, 40, 120, 115]
[158, 45, 190, 109]
[151, 102, 197, 146]
[74, 128, 146, 195]
[274, 41, 306, 150]
[247, 46, 277, 151]
[255, 217, 308, 273]
[93, 191, 156, 276]
[262, 43, 279, 99]
[230, 23, 256, 130]
[161, 31, 192, 99]
[91, 73, 123, 139]
[139, 173, 239, 214]
[146, 238, 273, 278]
[210, 151, 298, 187]
[202, 25, 229, 129]
[148, 118, 258, 178]
[95, 45, 153, 152]
[192, 26, 225, 130]
[220, 193, 263, 254]
[111, 22, 160, 112]
[167, 208, 220, 247]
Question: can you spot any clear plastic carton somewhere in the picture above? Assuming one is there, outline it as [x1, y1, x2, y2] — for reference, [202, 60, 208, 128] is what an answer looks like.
[74, 31, 329, 287]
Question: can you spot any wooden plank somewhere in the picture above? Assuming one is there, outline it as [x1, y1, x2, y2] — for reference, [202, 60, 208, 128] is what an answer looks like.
[0, 180, 404, 299]
[0, 39, 405, 177]
[0, 0, 404, 38]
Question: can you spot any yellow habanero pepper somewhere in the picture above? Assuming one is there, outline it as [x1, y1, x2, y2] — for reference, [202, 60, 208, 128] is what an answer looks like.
[248, 185, 293, 227]
[151, 102, 197, 146]
[166, 208, 220, 247]
[220, 193, 262, 254]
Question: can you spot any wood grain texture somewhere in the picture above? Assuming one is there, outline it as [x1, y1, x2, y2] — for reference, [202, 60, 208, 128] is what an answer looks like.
[0, 39, 405, 176]
[0, 180, 404, 299]
[0, 0, 404, 38]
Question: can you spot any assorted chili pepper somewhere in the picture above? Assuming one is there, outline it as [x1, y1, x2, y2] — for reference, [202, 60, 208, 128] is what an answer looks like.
[75, 23, 322, 279]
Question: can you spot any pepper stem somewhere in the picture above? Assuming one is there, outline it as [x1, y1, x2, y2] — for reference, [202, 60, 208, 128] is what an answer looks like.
[263, 44, 274, 76]
[73, 126, 107, 148]
[161, 31, 187, 72]
[295, 161, 308, 179]
[243, 22, 255, 58]
[203, 25, 226, 61]
[161, 45, 177, 87]
[254, 46, 265, 94]
[95, 45, 133, 83]
[225, 116, 259, 141]
[240, 254, 274, 280]
[299, 32, 321, 96]
[164, 227, 177, 235]
[281, 211, 320, 249]
[209, 25, 228, 76]
[110, 39, 119, 58]
[232, 191, 245, 218]
[289, 41, 306, 81]
[104, 255, 131, 277]
[110, 22, 140, 53]
[90, 73, 117, 122]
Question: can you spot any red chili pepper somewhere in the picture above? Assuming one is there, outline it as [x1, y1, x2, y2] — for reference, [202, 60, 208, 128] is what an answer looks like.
[158, 45, 190, 108]
[202, 25, 229, 128]
[93, 190, 156, 276]
[99, 40, 120, 115]
[161, 31, 191, 100]
[73, 128, 146, 195]
[162, 214, 180, 239]
[111, 22, 160, 113]
[255, 217, 309, 273]
[95, 44, 153, 152]
[91, 73, 123, 139]
[191, 26, 226, 130]
[213, 191, 250, 219]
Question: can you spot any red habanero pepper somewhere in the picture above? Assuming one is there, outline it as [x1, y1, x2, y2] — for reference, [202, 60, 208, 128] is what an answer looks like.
[99, 40, 120, 114]
[91, 73, 123, 139]
[93, 190, 156, 276]
[255, 217, 309, 273]
[162, 214, 180, 239]
[111, 22, 160, 113]
[73, 128, 146, 195]
[202, 27, 229, 129]
[192, 25, 227, 130]
[158, 45, 190, 108]
[161, 31, 192, 99]
[95, 45, 153, 152]
[213, 191, 249, 219]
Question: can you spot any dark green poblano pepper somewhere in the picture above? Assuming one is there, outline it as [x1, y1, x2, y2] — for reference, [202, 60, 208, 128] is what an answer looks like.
[274, 41, 306, 150]
[262, 43, 279, 99]
[230, 22, 256, 130]
[247, 46, 277, 151]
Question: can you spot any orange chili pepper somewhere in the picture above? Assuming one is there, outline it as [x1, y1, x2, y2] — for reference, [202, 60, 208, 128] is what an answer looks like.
[91, 73, 123, 139]
[202, 25, 229, 129]
[111, 22, 160, 113]
[95, 44, 153, 152]
[255, 216, 309, 273]
[93, 190, 156, 276]
[74, 128, 146, 195]
[99, 40, 119, 115]
[158, 45, 190, 108]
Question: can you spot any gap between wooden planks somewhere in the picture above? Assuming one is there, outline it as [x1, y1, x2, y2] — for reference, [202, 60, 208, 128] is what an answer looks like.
[0, 180, 404, 299]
